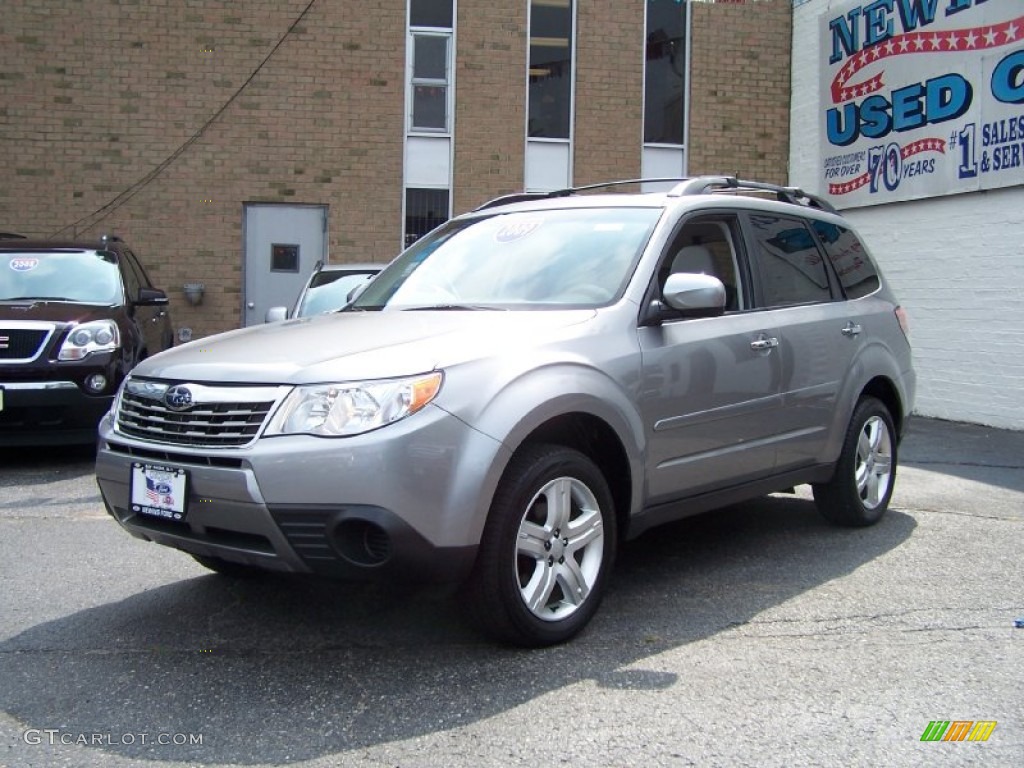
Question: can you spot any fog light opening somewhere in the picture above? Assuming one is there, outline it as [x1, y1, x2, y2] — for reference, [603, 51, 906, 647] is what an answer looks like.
[333, 519, 392, 567]
[85, 374, 108, 393]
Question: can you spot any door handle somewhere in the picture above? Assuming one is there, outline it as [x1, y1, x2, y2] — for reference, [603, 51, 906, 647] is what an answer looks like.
[750, 336, 779, 351]
[841, 322, 862, 337]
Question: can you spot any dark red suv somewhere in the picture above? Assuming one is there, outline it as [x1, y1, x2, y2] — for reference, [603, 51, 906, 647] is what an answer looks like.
[0, 235, 173, 445]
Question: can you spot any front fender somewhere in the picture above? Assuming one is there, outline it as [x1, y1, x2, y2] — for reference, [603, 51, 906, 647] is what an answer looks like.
[437, 359, 647, 533]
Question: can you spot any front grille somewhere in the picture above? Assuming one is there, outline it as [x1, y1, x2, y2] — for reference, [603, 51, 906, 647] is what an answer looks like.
[0, 327, 52, 361]
[116, 381, 285, 447]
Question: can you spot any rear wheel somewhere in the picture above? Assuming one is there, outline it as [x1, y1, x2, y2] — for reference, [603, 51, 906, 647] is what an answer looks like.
[813, 397, 897, 527]
[467, 444, 616, 646]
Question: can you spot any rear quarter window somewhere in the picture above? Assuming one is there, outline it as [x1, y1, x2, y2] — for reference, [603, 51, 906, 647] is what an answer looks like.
[811, 220, 880, 300]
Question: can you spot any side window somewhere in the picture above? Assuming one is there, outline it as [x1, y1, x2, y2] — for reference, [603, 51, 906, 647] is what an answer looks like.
[659, 215, 745, 312]
[125, 250, 154, 287]
[812, 220, 880, 300]
[120, 251, 142, 301]
[746, 214, 831, 307]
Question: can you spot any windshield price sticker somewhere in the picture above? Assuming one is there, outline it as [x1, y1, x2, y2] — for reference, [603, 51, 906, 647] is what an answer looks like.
[130, 462, 188, 521]
[9, 258, 39, 272]
[495, 217, 543, 243]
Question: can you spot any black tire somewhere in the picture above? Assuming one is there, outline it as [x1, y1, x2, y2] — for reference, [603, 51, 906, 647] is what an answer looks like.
[190, 553, 267, 578]
[813, 396, 897, 527]
[467, 444, 617, 647]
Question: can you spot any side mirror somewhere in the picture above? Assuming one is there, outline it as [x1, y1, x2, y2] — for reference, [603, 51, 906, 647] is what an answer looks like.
[644, 273, 726, 325]
[346, 281, 370, 305]
[135, 287, 169, 306]
[265, 306, 288, 323]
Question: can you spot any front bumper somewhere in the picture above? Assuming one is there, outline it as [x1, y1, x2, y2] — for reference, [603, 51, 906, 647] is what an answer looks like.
[95, 404, 506, 583]
[0, 380, 112, 445]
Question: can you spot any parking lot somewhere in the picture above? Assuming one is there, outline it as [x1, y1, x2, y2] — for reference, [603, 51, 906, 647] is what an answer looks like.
[1, 417, 1021, 767]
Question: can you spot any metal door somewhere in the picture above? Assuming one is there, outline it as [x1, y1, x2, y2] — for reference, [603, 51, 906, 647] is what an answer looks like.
[242, 204, 327, 326]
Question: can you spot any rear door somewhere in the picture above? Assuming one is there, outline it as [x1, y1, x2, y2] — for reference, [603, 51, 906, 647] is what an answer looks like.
[740, 212, 856, 471]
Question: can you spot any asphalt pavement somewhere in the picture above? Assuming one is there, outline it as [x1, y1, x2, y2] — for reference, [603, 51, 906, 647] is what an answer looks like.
[0, 416, 1021, 767]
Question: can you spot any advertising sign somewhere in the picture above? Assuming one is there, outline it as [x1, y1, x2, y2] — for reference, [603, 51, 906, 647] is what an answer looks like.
[820, 0, 1024, 208]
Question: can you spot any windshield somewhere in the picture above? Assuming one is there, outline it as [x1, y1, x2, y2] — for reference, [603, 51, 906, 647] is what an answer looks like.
[350, 207, 661, 310]
[297, 270, 379, 317]
[0, 250, 123, 304]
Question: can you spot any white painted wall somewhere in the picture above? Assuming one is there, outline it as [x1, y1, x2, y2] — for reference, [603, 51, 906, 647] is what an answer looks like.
[790, 0, 1024, 430]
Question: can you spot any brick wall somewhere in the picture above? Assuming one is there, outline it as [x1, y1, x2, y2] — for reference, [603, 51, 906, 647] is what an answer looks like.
[3, 0, 795, 337]
[452, 0, 527, 215]
[1, 0, 405, 338]
[688, 1, 792, 183]
[573, 1, 644, 186]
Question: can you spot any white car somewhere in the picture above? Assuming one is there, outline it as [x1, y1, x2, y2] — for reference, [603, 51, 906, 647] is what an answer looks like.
[265, 263, 384, 322]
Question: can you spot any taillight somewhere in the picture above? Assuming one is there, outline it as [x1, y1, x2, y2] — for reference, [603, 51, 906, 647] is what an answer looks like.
[895, 306, 910, 340]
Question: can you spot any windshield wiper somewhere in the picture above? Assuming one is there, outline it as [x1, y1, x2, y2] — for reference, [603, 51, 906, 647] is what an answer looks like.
[2, 296, 71, 302]
[400, 304, 499, 311]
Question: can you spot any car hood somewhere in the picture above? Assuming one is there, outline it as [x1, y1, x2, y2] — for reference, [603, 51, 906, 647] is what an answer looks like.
[134, 309, 597, 383]
[0, 300, 118, 324]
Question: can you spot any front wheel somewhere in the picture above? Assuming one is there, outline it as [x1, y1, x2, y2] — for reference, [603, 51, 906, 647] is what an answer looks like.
[814, 397, 897, 527]
[467, 444, 617, 647]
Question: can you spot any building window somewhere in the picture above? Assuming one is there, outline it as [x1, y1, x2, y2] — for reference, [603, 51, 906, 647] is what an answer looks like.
[410, 33, 451, 133]
[405, 188, 450, 247]
[408, 0, 453, 134]
[270, 244, 300, 273]
[644, 0, 687, 145]
[528, 0, 573, 139]
[410, 0, 453, 27]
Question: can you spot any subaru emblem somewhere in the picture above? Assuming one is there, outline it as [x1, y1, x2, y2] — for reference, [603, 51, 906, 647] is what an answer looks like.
[164, 385, 193, 411]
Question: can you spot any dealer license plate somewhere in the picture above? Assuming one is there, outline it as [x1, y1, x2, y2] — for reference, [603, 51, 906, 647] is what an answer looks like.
[130, 462, 189, 521]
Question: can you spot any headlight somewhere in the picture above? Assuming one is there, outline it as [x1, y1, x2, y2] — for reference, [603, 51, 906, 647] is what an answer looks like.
[58, 320, 121, 360]
[264, 371, 443, 437]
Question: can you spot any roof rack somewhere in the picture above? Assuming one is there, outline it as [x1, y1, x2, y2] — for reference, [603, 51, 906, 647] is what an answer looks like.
[473, 178, 688, 211]
[473, 176, 837, 215]
[666, 176, 838, 214]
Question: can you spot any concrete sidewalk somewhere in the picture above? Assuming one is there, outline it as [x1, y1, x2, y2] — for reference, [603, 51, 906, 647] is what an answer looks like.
[901, 416, 1024, 470]
[894, 416, 1023, 519]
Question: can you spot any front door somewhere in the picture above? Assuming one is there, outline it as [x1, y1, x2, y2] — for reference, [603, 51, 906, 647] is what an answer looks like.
[637, 213, 784, 502]
[242, 204, 327, 326]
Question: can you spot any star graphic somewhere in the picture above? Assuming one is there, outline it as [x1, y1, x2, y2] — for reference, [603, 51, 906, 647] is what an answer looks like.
[884, 39, 896, 56]
[1007, 23, 1019, 41]
[946, 33, 959, 50]
[914, 35, 927, 51]
[930, 34, 943, 51]
[964, 30, 978, 48]
[899, 37, 911, 53]
[984, 27, 998, 46]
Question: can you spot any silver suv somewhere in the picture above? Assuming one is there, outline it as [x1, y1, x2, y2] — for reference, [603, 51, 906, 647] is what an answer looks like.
[95, 177, 916, 646]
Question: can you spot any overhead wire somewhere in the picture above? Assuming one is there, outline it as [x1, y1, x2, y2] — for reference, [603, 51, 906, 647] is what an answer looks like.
[50, 0, 319, 238]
